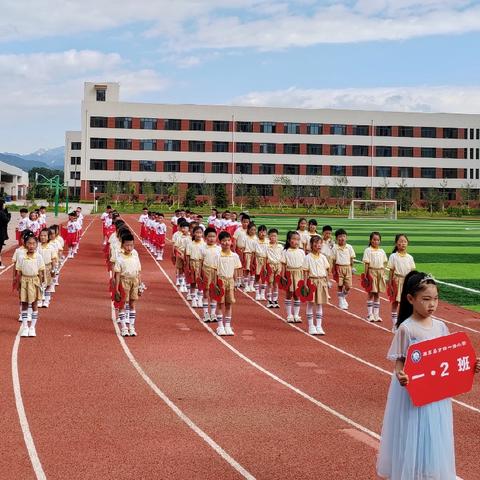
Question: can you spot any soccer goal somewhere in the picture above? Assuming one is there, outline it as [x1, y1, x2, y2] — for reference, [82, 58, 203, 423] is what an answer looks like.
[348, 199, 398, 220]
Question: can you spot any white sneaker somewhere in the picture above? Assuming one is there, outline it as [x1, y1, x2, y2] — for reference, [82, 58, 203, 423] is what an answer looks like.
[224, 325, 234, 336]
[18, 314, 22, 322]
[344, 299, 349, 308]
[28, 327, 36, 337]
[203, 312, 211, 323]
[316, 325, 325, 335]
[54, 279, 59, 286]
[176, 279, 181, 286]
[186, 293, 192, 301]
[37, 300, 43, 308]
[260, 292, 266, 301]
[294, 315, 302, 323]
[308, 325, 317, 335]
[327, 280, 332, 288]
[216, 325, 226, 336]
[129, 326, 137, 337]
[374, 315, 382, 322]
[50, 285, 56, 292]
[121, 327, 129, 337]
[210, 313, 217, 322]
[286, 315, 295, 323]
[181, 285, 188, 293]
[191, 298, 198, 308]
[20, 327, 29, 337]
[255, 293, 261, 301]
[0, 264, 6, 270]
[156, 254, 162, 260]
[43, 301, 50, 308]
[367, 314, 375, 322]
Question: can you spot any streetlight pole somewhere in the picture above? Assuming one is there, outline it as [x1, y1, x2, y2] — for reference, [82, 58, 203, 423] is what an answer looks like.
[93, 186, 98, 213]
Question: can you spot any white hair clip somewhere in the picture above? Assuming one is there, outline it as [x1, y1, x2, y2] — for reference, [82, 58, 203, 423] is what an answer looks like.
[419, 273, 435, 284]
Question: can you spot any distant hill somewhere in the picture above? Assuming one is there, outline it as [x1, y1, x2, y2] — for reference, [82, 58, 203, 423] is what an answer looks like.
[0, 146, 65, 171]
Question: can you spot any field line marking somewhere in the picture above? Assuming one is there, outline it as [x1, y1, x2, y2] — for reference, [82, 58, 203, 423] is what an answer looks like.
[126, 221, 383, 442]
[10, 217, 95, 480]
[109, 305, 256, 480]
[0, 263, 14, 276]
[11, 330, 47, 480]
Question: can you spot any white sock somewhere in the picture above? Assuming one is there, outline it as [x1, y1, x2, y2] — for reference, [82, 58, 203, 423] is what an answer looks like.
[225, 316, 231, 327]
[293, 300, 301, 317]
[285, 299, 292, 317]
[249, 275, 255, 289]
[306, 302, 314, 327]
[119, 311, 126, 329]
[203, 301, 209, 315]
[273, 287, 279, 302]
[210, 301, 217, 316]
[129, 310, 136, 326]
[21, 310, 28, 328]
[260, 284, 266, 296]
[193, 288, 198, 299]
[374, 302, 380, 317]
[217, 314, 224, 329]
[255, 283, 260, 295]
[31, 311, 38, 327]
[316, 304, 323, 327]
[391, 312, 398, 326]
[367, 300, 373, 316]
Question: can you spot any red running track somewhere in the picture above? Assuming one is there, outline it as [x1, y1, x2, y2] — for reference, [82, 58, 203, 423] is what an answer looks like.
[1, 215, 479, 479]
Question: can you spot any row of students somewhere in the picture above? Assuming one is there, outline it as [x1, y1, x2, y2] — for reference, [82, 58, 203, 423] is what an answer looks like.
[12, 223, 69, 337]
[15, 206, 47, 242]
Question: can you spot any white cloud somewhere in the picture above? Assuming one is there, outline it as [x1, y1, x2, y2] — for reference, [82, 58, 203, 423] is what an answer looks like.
[2, 1, 480, 50]
[232, 85, 480, 114]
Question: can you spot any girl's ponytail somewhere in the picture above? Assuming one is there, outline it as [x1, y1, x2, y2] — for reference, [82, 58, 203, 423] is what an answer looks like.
[284, 230, 296, 250]
[397, 271, 437, 328]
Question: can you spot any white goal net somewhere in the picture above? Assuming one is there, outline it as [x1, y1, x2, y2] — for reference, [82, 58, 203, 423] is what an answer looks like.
[348, 199, 398, 220]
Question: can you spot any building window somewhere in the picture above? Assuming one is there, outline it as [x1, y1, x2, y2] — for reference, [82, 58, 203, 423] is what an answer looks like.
[421, 127, 436, 138]
[114, 160, 131, 171]
[236, 163, 252, 174]
[283, 164, 299, 175]
[164, 140, 181, 151]
[398, 147, 413, 157]
[259, 164, 275, 174]
[352, 145, 368, 156]
[189, 120, 205, 131]
[260, 143, 276, 154]
[164, 161, 180, 172]
[90, 159, 107, 170]
[352, 125, 369, 136]
[376, 146, 392, 157]
[70, 157, 81, 165]
[331, 144, 346, 156]
[421, 167, 436, 179]
[115, 117, 132, 129]
[298, 185, 321, 197]
[399, 167, 413, 178]
[331, 124, 346, 135]
[140, 139, 157, 151]
[96, 89, 106, 102]
[284, 123, 300, 134]
[115, 139, 132, 150]
[188, 162, 205, 173]
[90, 181, 106, 192]
[164, 119, 182, 130]
[376, 166, 392, 177]
[307, 123, 322, 135]
[443, 128, 458, 139]
[213, 120, 229, 131]
[70, 171, 80, 180]
[306, 165, 322, 175]
[421, 147, 436, 158]
[331, 165, 346, 176]
[212, 162, 228, 174]
[284, 143, 300, 154]
[353, 187, 366, 198]
[90, 138, 107, 149]
[236, 142, 253, 153]
[443, 168, 458, 179]
[212, 141, 229, 153]
[376, 126, 392, 136]
[189, 141, 205, 152]
[71, 142, 81, 150]
[260, 122, 276, 133]
[257, 185, 273, 197]
[236, 121, 253, 133]
[442, 148, 458, 159]
[307, 144, 322, 155]
[352, 165, 368, 176]
[90, 116, 108, 128]
[140, 118, 157, 129]
[139, 160, 156, 172]
[399, 126, 414, 137]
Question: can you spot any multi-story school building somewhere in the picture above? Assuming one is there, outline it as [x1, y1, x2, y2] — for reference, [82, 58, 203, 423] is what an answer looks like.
[0, 161, 28, 200]
[65, 82, 480, 206]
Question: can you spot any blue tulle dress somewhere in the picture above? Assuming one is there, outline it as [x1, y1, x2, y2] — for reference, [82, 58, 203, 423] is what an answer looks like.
[377, 317, 456, 480]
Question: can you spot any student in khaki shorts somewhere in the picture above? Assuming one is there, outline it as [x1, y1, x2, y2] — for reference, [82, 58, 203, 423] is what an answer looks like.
[172, 220, 190, 293]
[17, 234, 46, 338]
[332, 228, 356, 311]
[200, 227, 221, 322]
[114, 232, 142, 337]
[214, 231, 242, 337]
[266, 228, 283, 308]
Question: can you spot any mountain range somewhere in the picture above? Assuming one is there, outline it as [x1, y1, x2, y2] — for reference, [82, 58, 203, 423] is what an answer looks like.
[0, 146, 65, 171]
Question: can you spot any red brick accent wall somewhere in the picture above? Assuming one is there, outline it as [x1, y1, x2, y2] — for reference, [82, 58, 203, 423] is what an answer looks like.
[346, 145, 352, 156]
[181, 119, 189, 131]
[132, 118, 141, 129]
[323, 144, 330, 155]
[181, 140, 189, 152]
[276, 144, 284, 154]
[299, 143, 307, 155]
[131, 160, 139, 172]
[413, 167, 421, 178]
[253, 122, 261, 133]
[346, 125, 353, 135]
[413, 147, 421, 157]
[458, 148, 465, 159]
[299, 123, 307, 135]
[436, 127, 443, 138]
[392, 146, 399, 157]
[436, 148, 443, 158]
[107, 117, 115, 129]
[107, 138, 115, 149]
[205, 120, 213, 131]
[131, 139, 140, 150]
[107, 159, 114, 170]
[392, 126, 399, 137]
[205, 141, 213, 153]
[413, 127, 421, 137]
[180, 161, 188, 173]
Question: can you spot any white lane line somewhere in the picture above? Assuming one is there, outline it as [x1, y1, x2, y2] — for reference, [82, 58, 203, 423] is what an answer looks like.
[0, 263, 14, 276]
[126, 223, 383, 444]
[11, 332, 47, 480]
[11, 218, 95, 480]
[240, 286, 480, 415]
[109, 305, 255, 480]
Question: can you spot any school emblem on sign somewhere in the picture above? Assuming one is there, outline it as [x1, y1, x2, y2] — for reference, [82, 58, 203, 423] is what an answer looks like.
[411, 350, 422, 363]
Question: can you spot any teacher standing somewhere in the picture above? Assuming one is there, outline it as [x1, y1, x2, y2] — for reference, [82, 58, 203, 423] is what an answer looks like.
[0, 199, 11, 269]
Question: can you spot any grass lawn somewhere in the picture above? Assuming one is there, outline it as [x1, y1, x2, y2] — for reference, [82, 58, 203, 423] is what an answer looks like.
[250, 215, 480, 313]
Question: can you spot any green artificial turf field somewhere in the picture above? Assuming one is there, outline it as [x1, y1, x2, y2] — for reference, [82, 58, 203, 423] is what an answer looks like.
[250, 215, 480, 313]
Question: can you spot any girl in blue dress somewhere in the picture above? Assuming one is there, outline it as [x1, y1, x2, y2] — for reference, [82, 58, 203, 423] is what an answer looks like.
[377, 271, 480, 480]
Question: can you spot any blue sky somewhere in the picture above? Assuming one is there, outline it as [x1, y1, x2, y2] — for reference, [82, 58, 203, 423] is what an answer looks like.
[1, 0, 480, 153]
